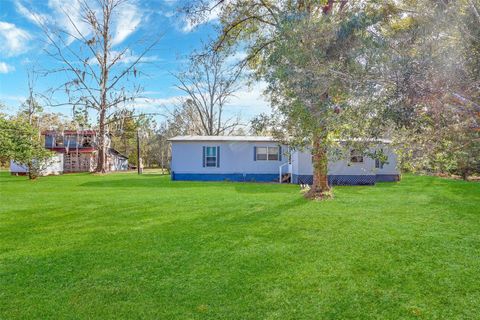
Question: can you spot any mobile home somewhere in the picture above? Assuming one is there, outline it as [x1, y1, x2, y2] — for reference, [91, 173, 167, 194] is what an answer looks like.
[169, 136, 400, 185]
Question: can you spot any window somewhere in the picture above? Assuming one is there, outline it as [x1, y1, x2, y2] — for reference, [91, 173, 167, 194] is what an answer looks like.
[256, 146, 279, 161]
[204, 146, 217, 167]
[350, 149, 364, 163]
[268, 147, 279, 160]
[82, 135, 93, 147]
[256, 147, 268, 160]
[55, 135, 64, 147]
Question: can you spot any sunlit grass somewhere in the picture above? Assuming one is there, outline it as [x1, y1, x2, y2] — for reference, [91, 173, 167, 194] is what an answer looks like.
[1, 172, 479, 319]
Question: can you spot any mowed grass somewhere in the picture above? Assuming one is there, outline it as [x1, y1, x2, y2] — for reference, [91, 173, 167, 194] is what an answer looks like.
[0, 172, 479, 319]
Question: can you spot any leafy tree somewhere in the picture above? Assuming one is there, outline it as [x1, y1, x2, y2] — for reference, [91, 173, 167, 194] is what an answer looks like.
[381, 0, 480, 179]
[108, 109, 155, 167]
[249, 112, 284, 136]
[0, 116, 53, 180]
[188, 0, 395, 198]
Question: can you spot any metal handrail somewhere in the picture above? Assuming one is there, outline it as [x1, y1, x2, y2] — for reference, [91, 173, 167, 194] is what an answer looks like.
[279, 162, 290, 183]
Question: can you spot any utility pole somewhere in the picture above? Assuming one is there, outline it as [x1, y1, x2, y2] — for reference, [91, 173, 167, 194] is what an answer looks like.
[136, 129, 142, 175]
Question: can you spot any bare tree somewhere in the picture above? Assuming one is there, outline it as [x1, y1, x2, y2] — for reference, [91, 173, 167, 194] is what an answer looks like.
[33, 0, 159, 172]
[22, 69, 43, 127]
[172, 50, 243, 136]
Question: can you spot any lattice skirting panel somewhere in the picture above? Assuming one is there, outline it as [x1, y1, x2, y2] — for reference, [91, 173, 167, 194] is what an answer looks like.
[292, 174, 377, 185]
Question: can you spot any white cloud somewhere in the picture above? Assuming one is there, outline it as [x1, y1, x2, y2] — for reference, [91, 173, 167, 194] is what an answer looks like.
[88, 49, 161, 65]
[116, 52, 161, 65]
[226, 81, 271, 117]
[0, 94, 26, 105]
[225, 51, 248, 65]
[48, 0, 91, 45]
[15, 1, 50, 27]
[112, 2, 142, 46]
[16, 0, 141, 47]
[133, 81, 271, 118]
[133, 96, 184, 109]
[0, 62, 15, 73]
[46, 0, 142, 46]
[0, 21, 31, 56]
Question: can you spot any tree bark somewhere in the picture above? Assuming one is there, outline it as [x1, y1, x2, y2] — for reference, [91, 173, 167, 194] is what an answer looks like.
[305, 134, 332, 199]
[96, 108, 107, 173]
[95, 6, 110, 174]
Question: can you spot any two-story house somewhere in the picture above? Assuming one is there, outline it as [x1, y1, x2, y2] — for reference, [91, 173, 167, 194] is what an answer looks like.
[10, 130, 128, 175]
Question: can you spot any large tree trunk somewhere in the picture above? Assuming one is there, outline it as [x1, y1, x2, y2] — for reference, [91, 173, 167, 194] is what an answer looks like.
[95, 17, 109, 174]
[96, 108, 107, 173]
[305, 134, 332, 199]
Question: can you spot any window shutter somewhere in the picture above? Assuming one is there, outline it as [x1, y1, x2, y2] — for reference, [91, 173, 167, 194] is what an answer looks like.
[216, 146, 220, 167]
[253, 146, 257, 161]
[202, 146, 206, 167]
[279, 146, 282, 161]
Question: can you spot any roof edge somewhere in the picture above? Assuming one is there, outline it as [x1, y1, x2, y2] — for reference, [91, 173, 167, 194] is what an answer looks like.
[168, 135, 277, 142]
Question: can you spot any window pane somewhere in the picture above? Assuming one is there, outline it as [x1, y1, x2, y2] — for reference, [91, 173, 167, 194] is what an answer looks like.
[350, 150, 364, 163]
[206, 147, 216, 156]
[55, 136, 64, 147]
[256, 147, 267, 154]
[268, 154, 278, 160]
[268, 147, 279, 160]
[206, 156, 217, 167]
[256, 147, 267, 160]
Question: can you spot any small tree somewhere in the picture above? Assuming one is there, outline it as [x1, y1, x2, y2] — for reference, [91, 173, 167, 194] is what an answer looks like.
[0, 117, 53, 180]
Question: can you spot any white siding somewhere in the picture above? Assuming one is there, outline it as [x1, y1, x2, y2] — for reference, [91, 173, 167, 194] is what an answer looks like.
[375, 146, 398, 175]
[10, 154, 64, 176]
[291, 145, 399, 176]
[171, 141, 288, 174]
[9, 160, 28, 173]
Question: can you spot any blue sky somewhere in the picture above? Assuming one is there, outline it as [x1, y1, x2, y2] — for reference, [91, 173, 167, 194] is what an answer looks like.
[0, 0, 270, 124]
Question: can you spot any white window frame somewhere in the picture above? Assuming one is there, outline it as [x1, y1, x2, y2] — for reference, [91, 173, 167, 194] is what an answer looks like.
[256, 146, 279, 161]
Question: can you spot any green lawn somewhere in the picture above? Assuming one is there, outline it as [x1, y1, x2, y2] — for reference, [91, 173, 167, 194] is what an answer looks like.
[0, 172, 479, 319]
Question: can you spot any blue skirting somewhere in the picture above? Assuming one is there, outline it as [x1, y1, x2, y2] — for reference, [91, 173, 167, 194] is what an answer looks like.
[375, 174, 400, 182]
[292, 174, 377, 185]
[171, 172, 399, 185]
[171, 172, 279, 182]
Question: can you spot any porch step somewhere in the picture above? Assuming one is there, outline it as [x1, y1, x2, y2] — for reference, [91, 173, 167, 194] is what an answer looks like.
[281, 173, 291, 183]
